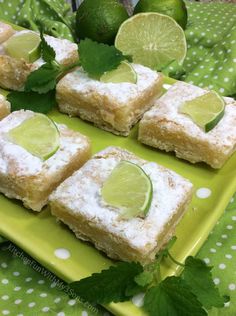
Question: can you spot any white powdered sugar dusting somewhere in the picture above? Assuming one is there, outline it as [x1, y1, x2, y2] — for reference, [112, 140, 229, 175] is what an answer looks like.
[34, 33, 77, 66]
[60, 64, 160, 104]
[0, 110, 87, 177]
[143, 81, 236, 151]
[0, 29, 77, 66]
[51, 147, 193, 249]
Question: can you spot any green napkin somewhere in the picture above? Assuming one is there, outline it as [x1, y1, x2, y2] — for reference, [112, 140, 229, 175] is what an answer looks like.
[197, 194, 236, 316]
[165, 1, 236, 97]
[0, 0, 75, 41]
[0, 241, 103, 316]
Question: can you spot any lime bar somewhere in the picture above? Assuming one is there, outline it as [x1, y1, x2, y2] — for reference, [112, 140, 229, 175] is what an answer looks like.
[4, 32, 41, 63]
[0, 24, 79, 91]
[139, 81, 236, 169]
[0, 110, 91, 211]
[101, 160, 152, 218]
[8, 113, 60, 161]
[50, 146, 193, 264]
[56, 63, 163, 136]
[180, 91, 225, 132]
[100, 61, 137, 84]
[115, 12, 187, 70]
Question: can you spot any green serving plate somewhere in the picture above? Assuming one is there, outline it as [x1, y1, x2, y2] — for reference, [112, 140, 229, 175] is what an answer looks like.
[0, 22, 236, 316]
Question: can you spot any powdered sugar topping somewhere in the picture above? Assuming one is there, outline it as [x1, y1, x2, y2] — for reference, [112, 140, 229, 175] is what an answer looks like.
[60, 64, 160, 104]
[51, 147, 193, 249]
[0, 110, 87, 176]
[144, 81, 236, 150]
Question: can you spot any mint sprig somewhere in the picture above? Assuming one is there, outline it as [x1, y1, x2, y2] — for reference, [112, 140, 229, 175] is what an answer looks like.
[69, 237, 229, 316]
[40, 30, 56, 63]
[78, 38, 131, 78]
[7, 90, 56, 114]
[70, 262, 143, 304]
[144, 276, 207, 316]
[25, 63, 61, 94]
[183, 256, 228, 309]
[8, 35, 130, 113]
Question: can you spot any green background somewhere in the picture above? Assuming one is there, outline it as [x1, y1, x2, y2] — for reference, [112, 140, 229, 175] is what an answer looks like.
[0, 1, 236, 315]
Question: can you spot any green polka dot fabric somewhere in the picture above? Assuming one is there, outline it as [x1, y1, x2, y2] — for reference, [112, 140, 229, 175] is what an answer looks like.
[197, 194, 236, 316]
[0, 0, 75, 41]
[164, 1, 236, 97]
[0, 241, 107, 316]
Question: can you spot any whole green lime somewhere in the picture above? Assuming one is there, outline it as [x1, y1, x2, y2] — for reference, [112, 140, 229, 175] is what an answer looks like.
[76, 0, 129, 44]
[133, 0, 188, 29]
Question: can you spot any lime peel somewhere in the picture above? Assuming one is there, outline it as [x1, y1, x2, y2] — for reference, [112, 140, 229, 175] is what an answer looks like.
[101, 160, 153, 219]
[8, 113, 60, 161]
[179, 91, 225, 132]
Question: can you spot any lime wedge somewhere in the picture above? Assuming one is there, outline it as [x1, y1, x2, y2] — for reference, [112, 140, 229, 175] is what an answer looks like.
[101, 161, 153, 219]
[179, 91, 225, 132]
[8, 113, 60, 160]
[115, 12, 187, 71]
[4, 32, 41, 63]
[100, 61, 137, 84]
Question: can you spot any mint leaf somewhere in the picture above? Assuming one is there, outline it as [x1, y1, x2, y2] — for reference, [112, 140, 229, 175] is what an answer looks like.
[156, 236, 177, 260]
[40, 31, 56, 63]
[69, 262, 143, 304]
[135, 271, 154, 287]
[183, 256, 228, 309]
[7, 90, 56, 114]
[78, 38, 129, 78]
[25, 63, 61, 94]
[144, 276, 207, 316]
[125, 282, 145, 297]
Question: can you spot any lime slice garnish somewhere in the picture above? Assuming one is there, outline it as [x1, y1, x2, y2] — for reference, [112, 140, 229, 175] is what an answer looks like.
[101, 161, 153, 219]
[4, 32, 41, 63]
[179, 91, 225, 132]
[8, 113, 60, 160]
[115, 12, 187, 71]
[100, 61, 137, 84]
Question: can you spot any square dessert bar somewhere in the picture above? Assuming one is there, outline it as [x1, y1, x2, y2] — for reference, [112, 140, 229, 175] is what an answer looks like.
[49, 146, 193, 264]
[0, 25, 78, 90]
[0, 110, 91, 211]
[0, 94, 10, 120]
[56, 64, 163, 136]
[139, 81, 236, 169]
